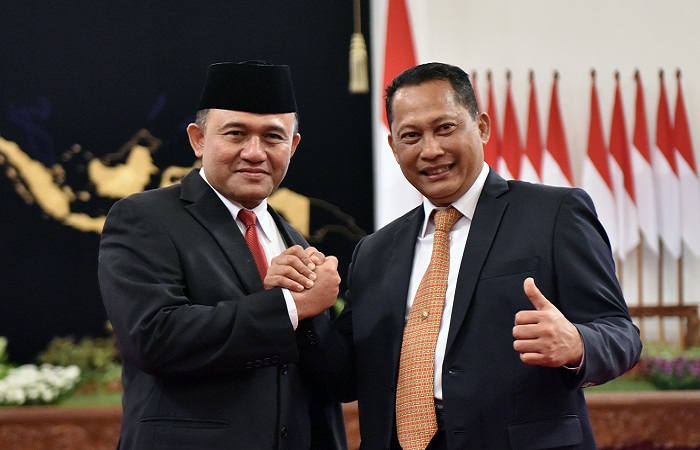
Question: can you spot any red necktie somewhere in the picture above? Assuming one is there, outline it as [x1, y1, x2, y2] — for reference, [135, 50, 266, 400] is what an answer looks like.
[396, 206, 462, 450]
[237, 209, 268, 280]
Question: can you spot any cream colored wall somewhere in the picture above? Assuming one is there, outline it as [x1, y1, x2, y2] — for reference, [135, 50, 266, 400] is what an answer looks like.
[406, 0, 700, 343]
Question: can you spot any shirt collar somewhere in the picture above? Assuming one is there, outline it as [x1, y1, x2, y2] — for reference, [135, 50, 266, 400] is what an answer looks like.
[419, 162, 489, 237]
[199, 169, 274, 242]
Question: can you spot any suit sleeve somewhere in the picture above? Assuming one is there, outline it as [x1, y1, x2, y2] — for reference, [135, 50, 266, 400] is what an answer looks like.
[98, 196, 299, 377]
[297, 239, 363, 403]
[552, 188, 642, 388]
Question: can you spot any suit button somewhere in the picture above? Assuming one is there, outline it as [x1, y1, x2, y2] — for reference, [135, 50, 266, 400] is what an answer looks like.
[271, 355, 279, 364]
[263, 357, 270, 366]
[281, 364, 288, 375]
[254, 360, 262, 367]
[245, 362, 253, 369]
[280, 426, 289, 437]
[305, 330, 317, 345]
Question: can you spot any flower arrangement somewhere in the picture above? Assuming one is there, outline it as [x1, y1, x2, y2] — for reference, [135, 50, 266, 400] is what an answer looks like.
[0, 337, 81, 406]
[38, 335, 121, 393]
[636, 344, 700, 390]
[0, 364, 81, 406]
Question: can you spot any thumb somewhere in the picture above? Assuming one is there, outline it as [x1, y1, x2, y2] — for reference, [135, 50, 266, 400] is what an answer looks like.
[523, 277, 552, 310]
[324, 255, 339, 270]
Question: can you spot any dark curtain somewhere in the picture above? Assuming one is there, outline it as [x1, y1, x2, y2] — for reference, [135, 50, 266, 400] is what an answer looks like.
[0, 1, 373, 363]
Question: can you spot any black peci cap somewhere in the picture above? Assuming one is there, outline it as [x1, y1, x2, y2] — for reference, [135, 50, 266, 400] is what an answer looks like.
[197, 60, 297, 113]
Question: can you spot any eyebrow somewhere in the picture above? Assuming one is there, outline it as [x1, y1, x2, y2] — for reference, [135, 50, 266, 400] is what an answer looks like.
[219, 121, 289, 136]
[396, 115, 459, 133]
[429, 115, 460, 125]
[219, 121, 246, 129]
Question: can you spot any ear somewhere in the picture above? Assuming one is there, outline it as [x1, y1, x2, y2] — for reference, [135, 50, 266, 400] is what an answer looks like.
[289, 133, 301, 158]
[187, 123, 205, 158]
[477, 112, 491, 144]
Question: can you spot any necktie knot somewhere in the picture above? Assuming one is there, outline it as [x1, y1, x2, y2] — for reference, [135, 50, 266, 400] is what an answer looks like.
[433, 206, 462, 233]
[238, 209, 257, 229]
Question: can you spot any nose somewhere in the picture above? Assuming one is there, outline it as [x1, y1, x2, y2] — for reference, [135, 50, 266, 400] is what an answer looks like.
[420, 135, 444, 159]
[240, 136, 266, 161]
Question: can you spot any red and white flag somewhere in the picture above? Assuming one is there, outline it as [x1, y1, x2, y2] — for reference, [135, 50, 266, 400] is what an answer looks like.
[582, 72, 618, 255]
[520, 71, 543, 183]
[483, 71, 502, 170]
[631, 72, 659, 254]
[542, 72, 573, 187]
[500, 72, 523, 180]
[372, 0, 421, 228]
[674, 70, 700, 256]
[653, 71, 682, 259]
[609, 73, 640, 260]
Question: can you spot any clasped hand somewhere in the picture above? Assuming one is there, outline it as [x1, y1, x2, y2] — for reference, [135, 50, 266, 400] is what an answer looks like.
[512, 277, 583, 368]
[264, 245, 340, 320]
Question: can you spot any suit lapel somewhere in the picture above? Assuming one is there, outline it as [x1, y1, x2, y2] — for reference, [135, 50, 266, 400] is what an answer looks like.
[445, 170, 509, 353]
[180, 170, 263, 294]
[388, 207, 425, 364]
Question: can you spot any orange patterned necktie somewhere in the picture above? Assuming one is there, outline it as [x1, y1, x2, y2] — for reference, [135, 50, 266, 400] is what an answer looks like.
[238, 209, 268, 280]
[396, 206, 462, 450]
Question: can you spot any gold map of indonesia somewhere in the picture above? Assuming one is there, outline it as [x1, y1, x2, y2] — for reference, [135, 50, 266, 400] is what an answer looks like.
[0, 131, 310, 236]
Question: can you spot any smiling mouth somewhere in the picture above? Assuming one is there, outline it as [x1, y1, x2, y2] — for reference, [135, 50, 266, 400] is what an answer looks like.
[239, 169, 268, 175]
[422, 165, 453, 176]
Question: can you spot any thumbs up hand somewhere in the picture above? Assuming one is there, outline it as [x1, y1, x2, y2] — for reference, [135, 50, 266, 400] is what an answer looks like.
[512, 277, 584, 368]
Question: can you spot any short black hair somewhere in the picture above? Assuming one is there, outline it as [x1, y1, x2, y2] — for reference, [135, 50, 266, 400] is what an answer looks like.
[385, 62, 479, 128]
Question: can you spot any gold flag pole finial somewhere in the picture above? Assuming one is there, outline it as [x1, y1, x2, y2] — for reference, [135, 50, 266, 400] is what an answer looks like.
[349, 0, 369, 94]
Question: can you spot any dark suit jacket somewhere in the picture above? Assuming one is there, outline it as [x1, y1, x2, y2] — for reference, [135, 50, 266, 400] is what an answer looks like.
[322, 169, 641, 450]
[98, 170, 347, 450]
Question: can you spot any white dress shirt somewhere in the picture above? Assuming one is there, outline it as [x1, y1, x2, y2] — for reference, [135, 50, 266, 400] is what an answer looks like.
[199, 170, 299, 328]
[405, 162, 489, 400]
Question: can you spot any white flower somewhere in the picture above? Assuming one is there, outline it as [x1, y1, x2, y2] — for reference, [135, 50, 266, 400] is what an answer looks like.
[0, 363, 81, 406]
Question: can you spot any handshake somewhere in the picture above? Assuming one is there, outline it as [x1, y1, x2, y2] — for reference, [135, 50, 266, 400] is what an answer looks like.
[264, 246, 340, 320]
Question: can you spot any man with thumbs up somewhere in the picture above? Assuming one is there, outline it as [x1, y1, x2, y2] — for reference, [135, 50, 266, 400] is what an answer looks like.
[274, 62, 642, 449]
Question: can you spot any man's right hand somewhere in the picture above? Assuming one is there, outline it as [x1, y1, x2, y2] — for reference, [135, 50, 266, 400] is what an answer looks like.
[292, 255, 341, 320]
[265, 245, 325, 292]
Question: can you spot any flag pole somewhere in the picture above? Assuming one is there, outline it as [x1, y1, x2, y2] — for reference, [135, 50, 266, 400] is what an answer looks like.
[658, 237, 666, 342]
[677, 70, 685, 328]
[657, 69, 668, 344]
[612, 70, 617, 276]
[675, 68, 684, 313]
[678, 249, 684, 346]
[633, 69, 645, 342]
[636, 242, 645, 341]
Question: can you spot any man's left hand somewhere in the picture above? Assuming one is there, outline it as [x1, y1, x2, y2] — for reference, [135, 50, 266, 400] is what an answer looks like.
[264, 245, 325, 292]
[512, 277, 583, 367]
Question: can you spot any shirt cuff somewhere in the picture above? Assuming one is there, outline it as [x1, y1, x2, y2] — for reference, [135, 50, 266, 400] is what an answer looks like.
[282, 288, 298, 330]
[562, 343, 585, 373]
